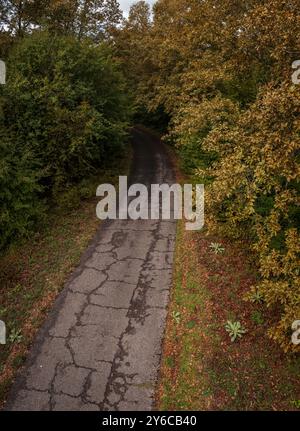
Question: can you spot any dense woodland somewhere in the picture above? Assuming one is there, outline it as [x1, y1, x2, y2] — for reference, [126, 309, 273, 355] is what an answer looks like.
[0, 0, 299, 351]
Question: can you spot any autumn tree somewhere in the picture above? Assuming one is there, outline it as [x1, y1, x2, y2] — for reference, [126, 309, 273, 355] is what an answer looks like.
[116, 0, 300, 350]
[0, 0, 47, 36]
[113, 1, 151, 89]
[42, 0, 122, 40]
[0, 0, 122, 43]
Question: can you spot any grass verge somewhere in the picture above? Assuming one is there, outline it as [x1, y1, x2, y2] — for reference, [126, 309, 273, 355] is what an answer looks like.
[0, 150, 131, 407]
[157, 153, 300, 411]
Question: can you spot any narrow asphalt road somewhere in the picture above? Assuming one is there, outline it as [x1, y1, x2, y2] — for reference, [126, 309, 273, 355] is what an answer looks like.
[6, 128, 177, 411]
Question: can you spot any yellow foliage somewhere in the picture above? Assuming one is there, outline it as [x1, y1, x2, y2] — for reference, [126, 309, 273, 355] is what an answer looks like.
[117, 0, 300, 351]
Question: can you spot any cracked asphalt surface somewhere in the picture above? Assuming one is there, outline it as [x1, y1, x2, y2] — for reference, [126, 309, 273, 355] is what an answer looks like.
[5, 128, 176, 411]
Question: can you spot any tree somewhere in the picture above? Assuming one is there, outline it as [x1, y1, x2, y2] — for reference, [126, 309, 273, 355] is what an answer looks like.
[0, 0, 47, 37]
[115, 0, 300, 351]
[0, 0, 122, 42]
[43, 0, 122, 40]
[0, 31, 132, 248]
[113, 1, 151, 81]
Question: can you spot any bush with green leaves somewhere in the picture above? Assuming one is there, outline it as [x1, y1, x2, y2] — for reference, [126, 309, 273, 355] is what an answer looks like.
[0, 31, 132, 249]
[0, 135, 45, 250]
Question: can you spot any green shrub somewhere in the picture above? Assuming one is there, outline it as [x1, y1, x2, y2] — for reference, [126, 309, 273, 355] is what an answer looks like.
[0, 31, 132, 249]
[0, 138, 45, 249]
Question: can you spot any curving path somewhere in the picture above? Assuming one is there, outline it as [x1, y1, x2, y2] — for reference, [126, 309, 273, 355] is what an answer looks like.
[6, 128, 176, 411]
